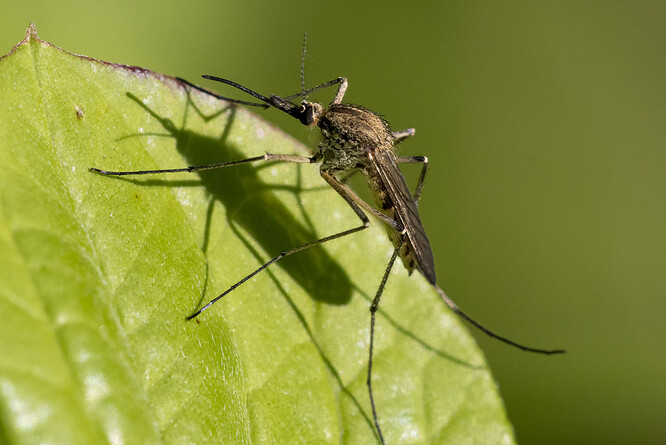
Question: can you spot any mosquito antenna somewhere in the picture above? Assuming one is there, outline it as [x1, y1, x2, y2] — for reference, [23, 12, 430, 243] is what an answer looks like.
[434, 285, 566, 355]
[300, 32, 308, 101]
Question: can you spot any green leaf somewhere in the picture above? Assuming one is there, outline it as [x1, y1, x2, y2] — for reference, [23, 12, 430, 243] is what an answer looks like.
[0, 24, 515, 444]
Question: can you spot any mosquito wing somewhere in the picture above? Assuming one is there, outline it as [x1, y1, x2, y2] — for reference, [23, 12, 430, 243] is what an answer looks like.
[369, 149, 436, 284]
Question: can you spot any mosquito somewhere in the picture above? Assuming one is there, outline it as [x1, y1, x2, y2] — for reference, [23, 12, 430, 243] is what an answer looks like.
[90, 67, 565, 443]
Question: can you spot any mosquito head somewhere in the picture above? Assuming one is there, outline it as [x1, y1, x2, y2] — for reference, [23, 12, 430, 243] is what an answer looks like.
[296, 100, 324, 127]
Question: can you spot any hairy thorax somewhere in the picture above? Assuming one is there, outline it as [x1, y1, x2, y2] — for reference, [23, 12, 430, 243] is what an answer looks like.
[317, 103, 394, 172]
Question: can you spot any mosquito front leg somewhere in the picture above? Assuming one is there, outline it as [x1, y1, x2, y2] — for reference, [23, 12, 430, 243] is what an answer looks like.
[282, 77, 348, 103]
[331, 77, 348, 104]
[89, 153, 316, 177]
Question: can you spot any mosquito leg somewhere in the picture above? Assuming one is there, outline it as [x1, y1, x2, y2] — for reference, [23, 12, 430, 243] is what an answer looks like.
[392, 128, 415, 142]
[433, 285, 566, 355]
[89, 153, 316, 176]
[283, 77, 347, 102]
[187, 221, 369, 319]
[188, 177, 371, 319]
[396, 155, 428, 203]
[367, 239, 404, 445]
[321, 171, 404, 232]
[199, 75, 347, 105]
[325, 166, 414, 442]
[283, 77, 348, 104]
[279, 77, 349, 103]
[392, 158, 565, 354]
[331, 77, 348, 105]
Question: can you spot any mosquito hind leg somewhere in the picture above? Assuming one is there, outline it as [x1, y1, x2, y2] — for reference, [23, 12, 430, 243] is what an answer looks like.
[367, 239, 404, 444]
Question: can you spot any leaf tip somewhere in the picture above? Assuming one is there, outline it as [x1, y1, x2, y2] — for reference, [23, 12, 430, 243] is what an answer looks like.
[26, 22, 40, 41]
[0, 23, 43, 61]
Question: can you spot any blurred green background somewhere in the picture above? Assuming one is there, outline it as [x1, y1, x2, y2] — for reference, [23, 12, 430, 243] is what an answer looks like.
[3, 1, 664, 444]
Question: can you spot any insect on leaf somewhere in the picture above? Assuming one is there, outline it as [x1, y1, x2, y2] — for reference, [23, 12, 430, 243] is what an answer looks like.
[0, 24, 515, 444]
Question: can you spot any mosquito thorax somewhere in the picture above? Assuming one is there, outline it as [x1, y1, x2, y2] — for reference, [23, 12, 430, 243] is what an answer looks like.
[318, 103, 394, 150]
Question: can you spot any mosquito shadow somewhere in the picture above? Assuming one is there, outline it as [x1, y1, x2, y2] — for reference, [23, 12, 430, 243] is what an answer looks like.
[128, 88, 377, 436]
[227, 216, 378, 437]
[120, 92, 352, 306]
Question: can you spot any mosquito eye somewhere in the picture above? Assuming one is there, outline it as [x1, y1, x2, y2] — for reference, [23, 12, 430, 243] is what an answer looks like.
[298, 105, 315, 126]
[306, 107, 316, 125]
